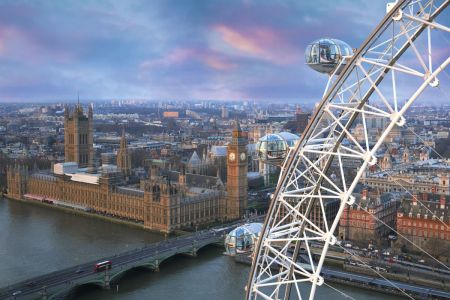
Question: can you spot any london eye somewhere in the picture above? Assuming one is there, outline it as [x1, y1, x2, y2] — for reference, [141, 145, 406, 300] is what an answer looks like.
[247, 1, 450, 299]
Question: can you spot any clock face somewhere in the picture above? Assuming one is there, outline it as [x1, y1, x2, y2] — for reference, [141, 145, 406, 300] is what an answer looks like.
[229, 152, 236, 161]
[240, 152, 246, 161]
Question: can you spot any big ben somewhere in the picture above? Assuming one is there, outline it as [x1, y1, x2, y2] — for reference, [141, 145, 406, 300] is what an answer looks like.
[226, 121, 248, 220]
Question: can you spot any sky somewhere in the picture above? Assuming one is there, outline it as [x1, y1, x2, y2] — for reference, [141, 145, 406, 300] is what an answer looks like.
[0, 0, 448, 104]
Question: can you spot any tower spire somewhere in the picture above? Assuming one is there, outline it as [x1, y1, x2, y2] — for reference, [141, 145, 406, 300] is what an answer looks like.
[234, 119, 242, 132]
[117, 125, 131, 176]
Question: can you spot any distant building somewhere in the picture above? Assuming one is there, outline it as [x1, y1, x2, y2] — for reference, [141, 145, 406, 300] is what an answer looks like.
[362, 159, 450, 196]
[163, 111, 179, 118]
[294, 106, 310, 133]
[221, 106, 229, 119]
[284, 106, 310, 134]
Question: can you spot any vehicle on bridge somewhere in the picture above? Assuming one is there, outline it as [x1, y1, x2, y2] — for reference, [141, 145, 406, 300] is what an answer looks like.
[94, 260, 112, 272]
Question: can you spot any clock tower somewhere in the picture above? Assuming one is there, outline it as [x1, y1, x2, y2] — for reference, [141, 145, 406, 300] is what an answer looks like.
[226, 121, 248, 220]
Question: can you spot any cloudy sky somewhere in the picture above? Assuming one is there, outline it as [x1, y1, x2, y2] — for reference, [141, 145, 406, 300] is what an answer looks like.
[0, 1, 448, 103]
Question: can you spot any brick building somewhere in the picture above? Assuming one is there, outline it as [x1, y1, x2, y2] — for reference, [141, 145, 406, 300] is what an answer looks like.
[396, 193, 450, 258]
[339, 189, 399, 245]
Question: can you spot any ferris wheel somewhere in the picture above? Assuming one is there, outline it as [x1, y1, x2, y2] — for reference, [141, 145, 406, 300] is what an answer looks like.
[246, 0, 450, 299]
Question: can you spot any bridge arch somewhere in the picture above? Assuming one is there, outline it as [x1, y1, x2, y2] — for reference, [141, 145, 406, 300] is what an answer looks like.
[195, 241, 221, 254]
[49, 281, 104, 300]
[110, 264, 155, 284]
[158, 252, 193, 266]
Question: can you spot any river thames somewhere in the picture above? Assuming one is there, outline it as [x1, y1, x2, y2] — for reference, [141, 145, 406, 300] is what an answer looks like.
[0, 198, 404, 299]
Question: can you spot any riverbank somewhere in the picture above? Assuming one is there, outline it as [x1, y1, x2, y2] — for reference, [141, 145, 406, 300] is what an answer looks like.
[2, 196, 166, 234]
[234, 254, 450, 299]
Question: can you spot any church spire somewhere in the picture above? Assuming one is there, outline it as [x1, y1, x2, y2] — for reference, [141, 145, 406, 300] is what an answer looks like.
[88, 102, 93, 118]
[64, 104, 69, 118]
[234, 119, 242, 132]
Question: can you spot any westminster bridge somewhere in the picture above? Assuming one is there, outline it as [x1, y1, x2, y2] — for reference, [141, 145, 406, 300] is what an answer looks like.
[0, 225, 238, 300]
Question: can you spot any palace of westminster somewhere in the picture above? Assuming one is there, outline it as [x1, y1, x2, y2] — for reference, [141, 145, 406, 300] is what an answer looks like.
[6, 104, 249, 233]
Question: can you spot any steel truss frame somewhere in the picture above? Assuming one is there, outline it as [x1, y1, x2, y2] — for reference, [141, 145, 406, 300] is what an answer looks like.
[247, 1, 450, 299]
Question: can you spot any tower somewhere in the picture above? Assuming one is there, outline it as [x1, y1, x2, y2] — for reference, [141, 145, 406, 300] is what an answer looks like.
[6, 165, 28, 199]
[226, 121, 248, 220]
[403, 146, 410, 163]
[143, 165, 179, 233]
[295, 105, 310, 134]
[381, 150, 392, 170]
[64, 103, 94, 168]
[117, 127, 131, 175]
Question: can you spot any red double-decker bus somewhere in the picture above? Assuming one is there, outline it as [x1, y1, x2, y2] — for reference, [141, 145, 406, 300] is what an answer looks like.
[94, 261, 112, 272]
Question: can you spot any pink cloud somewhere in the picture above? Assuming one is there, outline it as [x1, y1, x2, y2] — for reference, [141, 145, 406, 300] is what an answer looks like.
[140, 48, 198, 69]
[0, 26, 18, 55]
[140, 47, 237, 71]
[212, 24, 299, 65]
[0, 25, 73, 63]
[214, 24, 265, 57]
[203, 54, 237, 71]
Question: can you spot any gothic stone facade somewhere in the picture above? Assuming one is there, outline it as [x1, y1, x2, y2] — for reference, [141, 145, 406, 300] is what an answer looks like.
[6, 165, 225, 234]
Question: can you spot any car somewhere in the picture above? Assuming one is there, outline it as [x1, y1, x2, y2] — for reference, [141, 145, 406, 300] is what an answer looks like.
[353, 246, 360, 250]
[373, 249, 379, 253]
[12, 291, 22, 296]
[76, 267, 84, 274]
[418, 259, 425, 263]
[344, 243, 352, 248]
[383, 251, 390, 256]
[362, 248, 368, 252]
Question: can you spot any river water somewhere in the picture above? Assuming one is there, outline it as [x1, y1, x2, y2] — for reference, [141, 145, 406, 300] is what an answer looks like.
[0, 198, 404, 299]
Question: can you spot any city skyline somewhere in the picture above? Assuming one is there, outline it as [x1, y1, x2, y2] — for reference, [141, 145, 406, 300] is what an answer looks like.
[0, 1, 449, 299]
[1, 1, 448, 103]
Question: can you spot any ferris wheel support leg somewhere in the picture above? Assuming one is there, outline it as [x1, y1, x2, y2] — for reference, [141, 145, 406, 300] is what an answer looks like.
[282, 197, 317, 299]
[311, 55, 450, 300]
